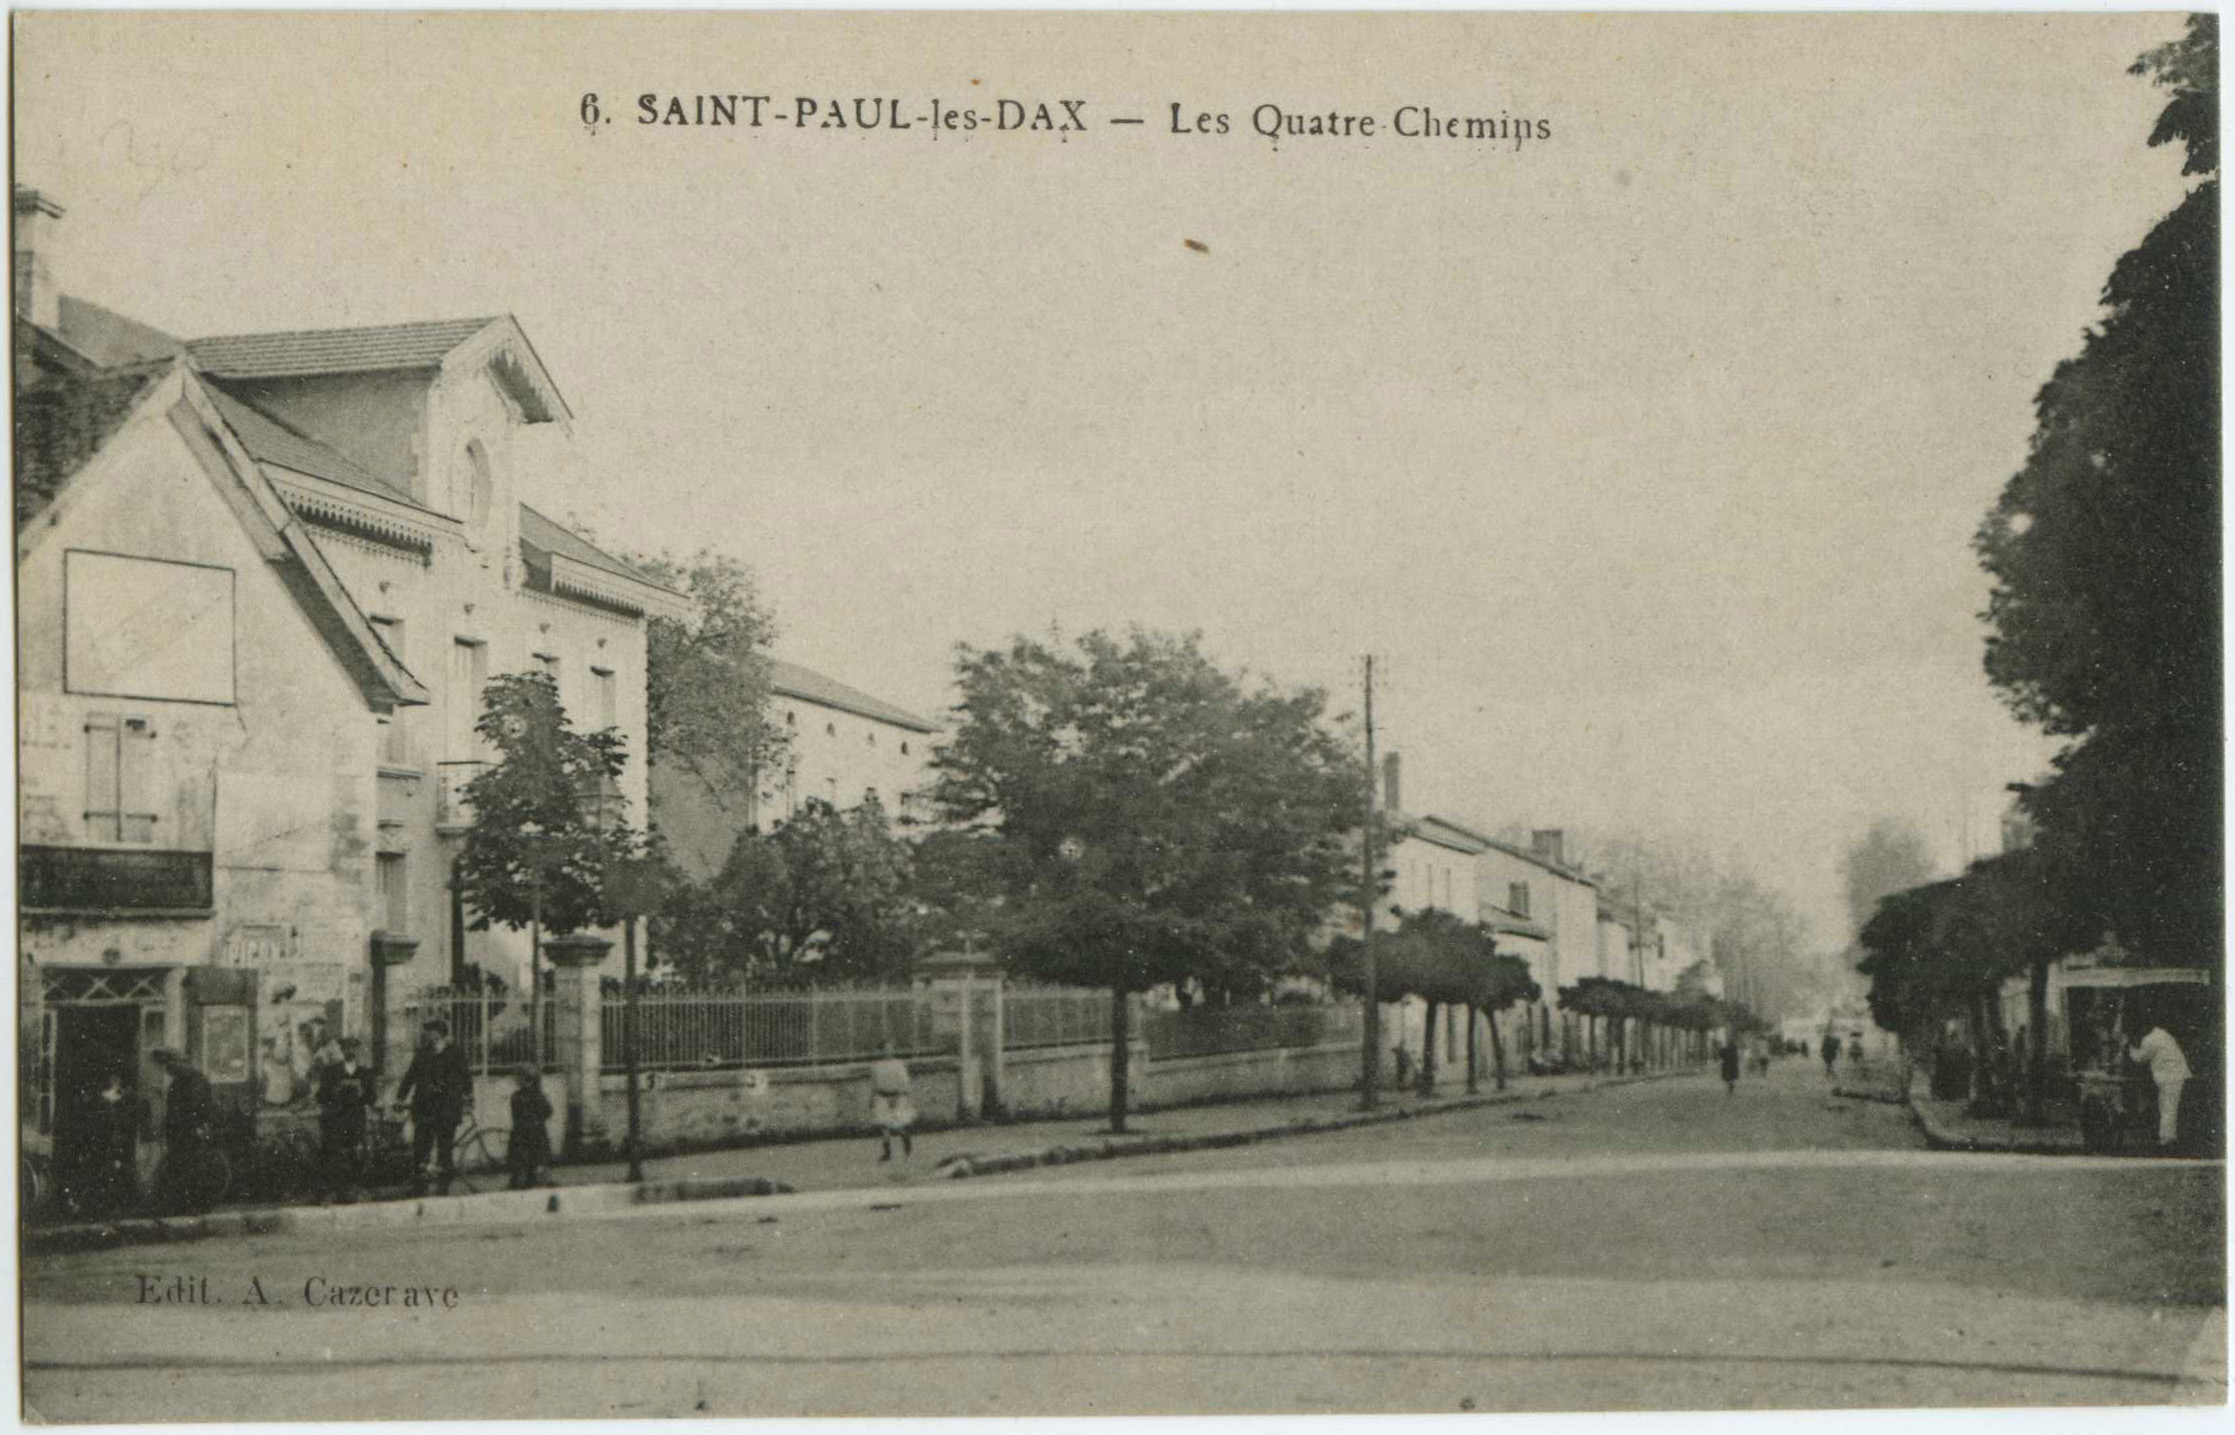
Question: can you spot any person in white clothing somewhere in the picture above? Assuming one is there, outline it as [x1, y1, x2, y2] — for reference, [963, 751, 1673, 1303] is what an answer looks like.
[2127, 1020, 2191, 1150]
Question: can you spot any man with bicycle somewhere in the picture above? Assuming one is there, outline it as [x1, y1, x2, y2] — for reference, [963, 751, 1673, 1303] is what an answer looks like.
[394, 1021, 471, 1197]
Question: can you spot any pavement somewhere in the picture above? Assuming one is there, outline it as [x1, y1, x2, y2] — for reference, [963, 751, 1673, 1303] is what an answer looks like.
[23, 1060, 2224, 1418]
[29, 1065, 1688, 1253]
[1906, 1070, 2088, 1155]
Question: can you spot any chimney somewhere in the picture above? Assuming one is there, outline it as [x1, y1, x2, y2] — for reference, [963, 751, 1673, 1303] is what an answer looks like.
[1531, 828, 1565, 866]
[1382, 752, 1402, 816]
[13, 187, 62, 331]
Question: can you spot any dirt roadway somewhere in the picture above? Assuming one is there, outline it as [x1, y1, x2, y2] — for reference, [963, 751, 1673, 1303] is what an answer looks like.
[22, 1064, 2224, 1418]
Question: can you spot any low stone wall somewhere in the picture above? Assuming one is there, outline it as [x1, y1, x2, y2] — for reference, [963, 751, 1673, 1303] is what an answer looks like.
[1143, 1040, 1360, 1108]
[587, 1058, 968, 1155]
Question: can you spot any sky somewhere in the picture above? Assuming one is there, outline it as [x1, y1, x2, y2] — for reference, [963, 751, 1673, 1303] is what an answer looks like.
[13, 12, 2199, 948]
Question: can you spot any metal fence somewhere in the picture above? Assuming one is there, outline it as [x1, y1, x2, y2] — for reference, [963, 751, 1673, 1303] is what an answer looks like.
[398, 986, 559, 1075]
[1143, 1002, 1364, 1061]
[600, 988, 950, 1072]
[1002, 987, 1116, 1051]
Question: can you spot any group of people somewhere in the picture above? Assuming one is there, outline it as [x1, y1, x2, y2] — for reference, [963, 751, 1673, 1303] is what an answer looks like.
[323, 1019, 556, 1200]
[53, 1019, 559, 1220]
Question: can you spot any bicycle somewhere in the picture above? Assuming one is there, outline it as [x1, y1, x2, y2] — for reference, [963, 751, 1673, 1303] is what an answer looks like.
[449, 1112, 510, 1194]
[385, 1109, 510, 1195]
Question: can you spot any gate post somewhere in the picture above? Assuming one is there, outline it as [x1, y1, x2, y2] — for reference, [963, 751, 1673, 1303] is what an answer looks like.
[545, 934, 611, 1158]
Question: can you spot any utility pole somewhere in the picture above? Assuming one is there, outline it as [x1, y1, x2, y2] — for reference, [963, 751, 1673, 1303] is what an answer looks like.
[1360, 655, 1380, 1111]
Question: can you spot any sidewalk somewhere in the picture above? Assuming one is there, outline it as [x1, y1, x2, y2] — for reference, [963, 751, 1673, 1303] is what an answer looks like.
[29, 1065, 1698, 1253]
[1905, 1070, 2086, 1155]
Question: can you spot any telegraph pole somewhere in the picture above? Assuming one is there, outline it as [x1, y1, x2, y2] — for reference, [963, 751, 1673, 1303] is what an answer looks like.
[1359, 655, 1380, 1110]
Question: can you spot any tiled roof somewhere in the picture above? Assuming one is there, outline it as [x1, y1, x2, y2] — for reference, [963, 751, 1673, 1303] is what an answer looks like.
[200, 386, 417, 506]
[770, 659, 940, 734]
[186, 317, 498, 379]
[518, 504, 667, 589]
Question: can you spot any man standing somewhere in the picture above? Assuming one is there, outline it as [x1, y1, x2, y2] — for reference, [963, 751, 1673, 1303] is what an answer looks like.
[150, 1049, 217, 1213]
[1819, 1031, 1839, 1078]
[316, 1037, 376, 1203]
[2127, 1015, 2192, 1152]
[394, 1021, 471, 1195]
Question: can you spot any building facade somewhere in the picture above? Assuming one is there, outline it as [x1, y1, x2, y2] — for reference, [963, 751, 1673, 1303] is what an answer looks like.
[15, 187, 683, 1174]
[650, 657, 940, 881]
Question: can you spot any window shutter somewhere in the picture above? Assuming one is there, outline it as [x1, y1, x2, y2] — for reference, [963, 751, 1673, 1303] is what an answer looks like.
[119, 718, 156, 842]
[83, 714, 120, 841]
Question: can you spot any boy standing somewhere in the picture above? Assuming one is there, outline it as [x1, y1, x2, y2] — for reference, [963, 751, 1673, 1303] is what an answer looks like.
[869, 1055, 916, 1162]
[507, 1064, 554, 1190]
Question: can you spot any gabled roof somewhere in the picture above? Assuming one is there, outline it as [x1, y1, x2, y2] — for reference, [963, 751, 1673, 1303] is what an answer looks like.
[186, 317, 498, 380]
[771, 659, 940, 734]
[200, 384, 419, 507]
[20, 363, 429, 715]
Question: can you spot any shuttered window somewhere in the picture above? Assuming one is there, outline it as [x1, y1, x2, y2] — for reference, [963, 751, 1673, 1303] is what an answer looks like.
[84, 714, 157, 843]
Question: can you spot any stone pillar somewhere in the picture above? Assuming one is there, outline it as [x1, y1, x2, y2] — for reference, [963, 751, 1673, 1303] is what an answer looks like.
[368, 933, 421, 1079]
[544, 933, 612, 1158]
[914, 949, 1006, 1124]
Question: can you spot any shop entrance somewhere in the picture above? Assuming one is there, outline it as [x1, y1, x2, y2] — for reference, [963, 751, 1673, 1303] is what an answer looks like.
[51, 1004, 141, 1210]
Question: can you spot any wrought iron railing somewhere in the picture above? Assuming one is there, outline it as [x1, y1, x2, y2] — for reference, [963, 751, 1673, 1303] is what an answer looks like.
[599, 987, 950, 1072]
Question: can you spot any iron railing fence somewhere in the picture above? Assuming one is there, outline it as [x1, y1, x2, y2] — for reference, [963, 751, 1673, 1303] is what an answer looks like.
[1002, 987, 1117, 1051]
[1143, 1002, 1364, 1061]
[600, 988, 951, 1072]
[397, 986, 559, 1075]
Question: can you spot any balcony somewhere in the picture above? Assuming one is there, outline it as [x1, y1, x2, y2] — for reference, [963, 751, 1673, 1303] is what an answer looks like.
[21, 845, 214, 916]
[437, 760, 489, 831]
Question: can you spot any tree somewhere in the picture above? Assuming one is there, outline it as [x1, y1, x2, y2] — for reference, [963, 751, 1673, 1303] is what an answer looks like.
[1974, 15, 2221, 968]
[1843, 818, 1939, 941]
[1331, 910, 1541, 1092]
[452, 673, 641, 1061]
[454, 672, 638, 939]
[928, 629, 1368, 1132]
[654, 797, 919, 986]
[632, 549, 788, 819]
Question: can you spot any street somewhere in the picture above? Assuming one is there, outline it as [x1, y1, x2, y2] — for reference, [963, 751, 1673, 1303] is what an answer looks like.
[22, 1061, 2224, 1418]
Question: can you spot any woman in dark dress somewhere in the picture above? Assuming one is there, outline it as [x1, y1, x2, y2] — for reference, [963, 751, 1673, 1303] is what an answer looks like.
[1719, 1039, 1741, 1095]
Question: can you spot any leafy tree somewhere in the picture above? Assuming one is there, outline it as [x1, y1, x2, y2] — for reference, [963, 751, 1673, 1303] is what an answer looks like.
[453, 672, 638, 941]
[632, 549, 788, 819]
[1974, 15, 2221, 969]
[1843, 818, 1939, 941]
[654, 797, 918, 986]
[928, 629, 1368, 1131]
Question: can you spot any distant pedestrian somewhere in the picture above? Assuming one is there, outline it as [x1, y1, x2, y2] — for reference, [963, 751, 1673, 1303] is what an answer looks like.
[1847, 1032, 1865, 1067]
[315, 1037, 375, 1204]
[394, 1020, 471, 1196]
[2126, 1020, 2192, 1152]
[869, 1055, 916, 1162]
[507, 1064, 554, 1189]
[1819, 1033, 1839, 1077]
[1719, 1039, 1741, 1095]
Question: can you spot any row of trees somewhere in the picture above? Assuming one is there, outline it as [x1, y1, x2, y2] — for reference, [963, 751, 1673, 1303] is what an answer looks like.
[1860, 17, 2219, 1121]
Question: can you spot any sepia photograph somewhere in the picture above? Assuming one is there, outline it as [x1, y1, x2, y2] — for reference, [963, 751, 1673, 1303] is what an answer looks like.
[9, 10, 2225, 1421]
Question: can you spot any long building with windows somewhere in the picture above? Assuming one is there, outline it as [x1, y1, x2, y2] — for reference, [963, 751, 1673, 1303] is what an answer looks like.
[14, 186, 684, 1178]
